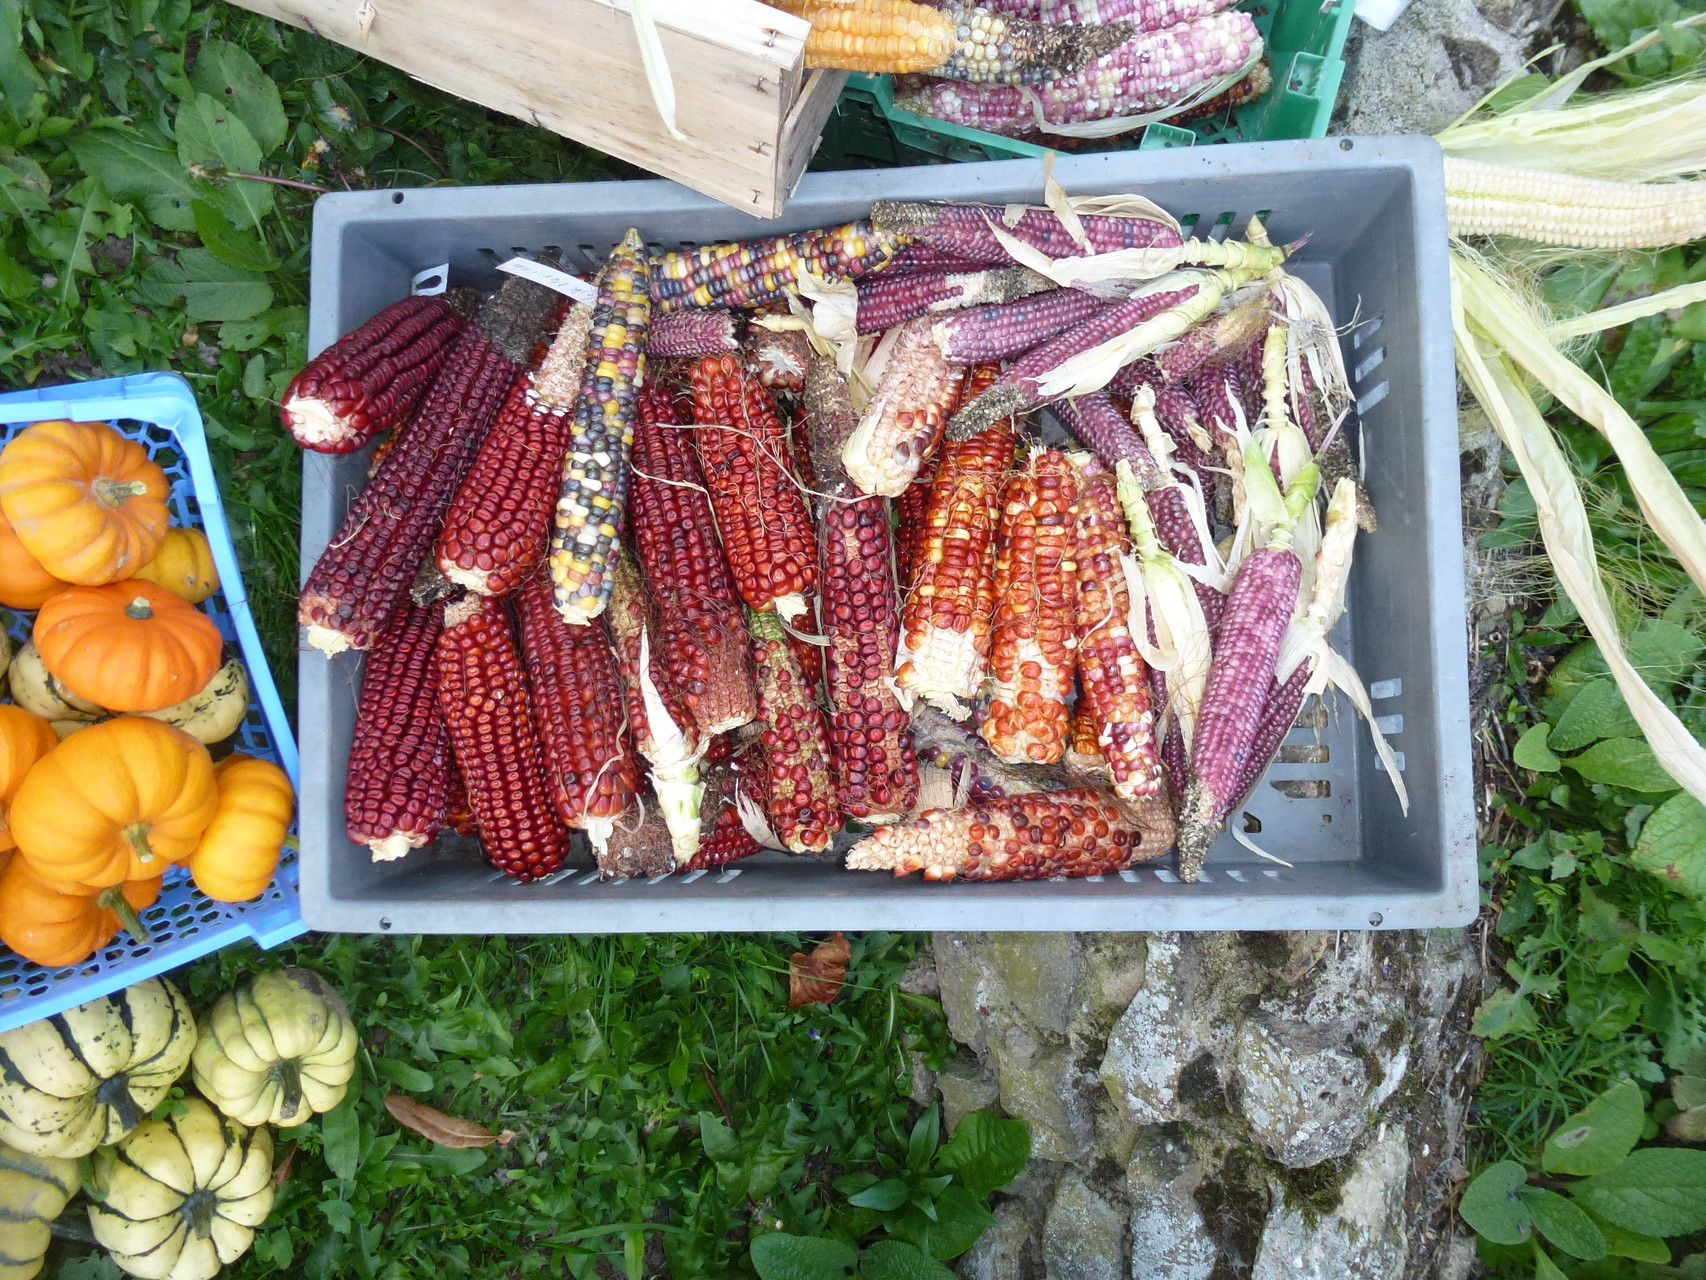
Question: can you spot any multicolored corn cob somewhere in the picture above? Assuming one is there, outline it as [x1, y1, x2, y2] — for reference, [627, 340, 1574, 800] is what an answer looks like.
[436, 302, 592, 596]
[300, 276, 558, 655]
[436, 593, 568, 881]
[550, 230, 652, 624]
[980, 449, 1079, 764]
[894, 449, 939, 592]
[629, 384, 757, 737]
[806, 357, 920, 822]
[935, 7, 1132, 83]
[845, 787, 1175, 880]
[892, 12, 1263, 136]
[646, 308, 741, 358]
[895, 408, 1016, 716]
[748, 607, 839, 854]
[282, 293, 470, 454]
[688, 354, 818, 619]
[608, 549, 704, 864]
[1072, 462, 1162, 802]
[855, 265, 1054, 334]
[975, 0, 1235, 26]
[344, 600, 449, 862]
[651, 222, 905, 313]
[931, 288, 1109, 364]
[515, 573, 639, 849]
[870, 199, 1180, 267]
[840, 317, 968, 497]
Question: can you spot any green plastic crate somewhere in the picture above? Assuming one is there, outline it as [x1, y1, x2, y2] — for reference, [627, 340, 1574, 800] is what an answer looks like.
[812, 0, 1352, 169]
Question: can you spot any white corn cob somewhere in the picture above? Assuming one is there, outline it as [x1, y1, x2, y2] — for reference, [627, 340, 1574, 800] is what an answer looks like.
[1444, 157, 1706, 250]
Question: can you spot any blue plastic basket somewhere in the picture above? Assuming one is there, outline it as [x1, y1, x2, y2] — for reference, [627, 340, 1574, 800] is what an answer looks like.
[0, 373, 304, 1033]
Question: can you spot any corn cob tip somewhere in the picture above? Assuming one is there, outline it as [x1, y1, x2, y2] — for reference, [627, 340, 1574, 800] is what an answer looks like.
[304, 621, 355, 656]
[368, 833, 419, 863]
[1175, 778, 1216, 882]
[947, 384, 1030, 440]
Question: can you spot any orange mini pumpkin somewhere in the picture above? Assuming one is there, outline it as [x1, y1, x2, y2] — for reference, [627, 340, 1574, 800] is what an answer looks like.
[11, 717, 219, 888]
[0, 419, 169, 585]
[190, 754, 294, 903]
[132, 527, 219, 605]
[0, 705, 58, 853]
[0, 505, 69, 610]
[0, 859, 160, 969]
[34, 580, 222, 712]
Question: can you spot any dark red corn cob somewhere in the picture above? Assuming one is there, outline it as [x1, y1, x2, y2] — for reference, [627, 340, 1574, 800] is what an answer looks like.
[300, 277, 558, 655]
[651, 221, 905, 313]
[445, 753, 479, 838]
[854, 266, 1053, 335]
[688, 355, 818, 619]
[870, 201, 1180, 267]
[630, 384, 757, 736]
[646, 308, 740, 358]
[344, 599, 450, 862]
[436, 302, 592, 597]
[515, 572, 639, 844]
[931, 288, 1109, 365]
[845, 787, 1176, 881]
[748, 607, 839, 854]
[436, 593, 568, 880]
[282, 293, 470, 454]
[681, 745, 764, 872]
[1073, 463, 1163, 803]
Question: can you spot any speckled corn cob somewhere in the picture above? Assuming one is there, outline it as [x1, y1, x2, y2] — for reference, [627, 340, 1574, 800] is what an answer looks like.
[549, 229, 651, 624]
[688, 355, 819, 618]
[437, 593, 568, 881]
[651, 222, 905, 313]
[344, 599, 449, 862]
[748, 607, 839, 854]
[646, 308, 741, 358]
[977, 0, 1234, 26]
[931, 288, 1109, 365]
[871, 199, 1180, 267]
[1072, 462, 1162, 802]
[935, 6, 1131, 83]
[895, 359, 993, 593]
[1153, 289, 1271, 385]
[841, 317, 968, 497]
[980, 450, 1079, 764]
[845, 787, 1175, 880]
[855, 265, 1054, 334]
[895, 413, 1016, 716]
[437, 302, 592, 597]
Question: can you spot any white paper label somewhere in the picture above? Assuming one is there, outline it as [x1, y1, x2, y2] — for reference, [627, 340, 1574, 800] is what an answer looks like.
[411, 264, 450, 296]
[497, 257, 598, 305]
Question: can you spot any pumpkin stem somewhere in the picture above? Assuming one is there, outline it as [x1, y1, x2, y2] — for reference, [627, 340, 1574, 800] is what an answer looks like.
[98, 885, 151, 944]
[121, 823, 158, 866]
[182, 1188, 218, 1240]
[95, 1075, 145, 1134]
[94, 478, 151, 507]
[124, 596, 154, 621]
[272, 1058, 305, 1122]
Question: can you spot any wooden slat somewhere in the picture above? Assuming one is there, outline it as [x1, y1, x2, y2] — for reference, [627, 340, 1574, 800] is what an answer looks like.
[229, 0, 843, 215]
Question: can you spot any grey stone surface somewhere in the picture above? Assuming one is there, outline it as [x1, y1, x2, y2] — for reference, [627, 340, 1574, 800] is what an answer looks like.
[937, 1057, 1001, 1131]
[1126, 1131, 1214, 1280]
[1250, 1126, 1413, 1280]
[992, 1026, 1093, 1162]
[1044, 1172, 1127, 1280]
[1097, 937, 1201, 1128]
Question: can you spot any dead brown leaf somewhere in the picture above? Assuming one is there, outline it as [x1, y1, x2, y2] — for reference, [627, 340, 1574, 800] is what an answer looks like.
[788, 932, 851, 1007]
[383, 1094, 502, 1149]
[272, 1140, 297, 1188]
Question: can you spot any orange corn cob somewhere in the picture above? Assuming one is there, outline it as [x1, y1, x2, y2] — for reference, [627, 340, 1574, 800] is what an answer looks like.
[688, 355, 818, 620]
[893, 450, 938, 592]
[781, 0, 958, 74]
[748, 607, 839, 854]
[436, 594, 568, 881]
[1064, 689, 1109, 778]
[979, 449, 1079, 764]
[840, 317, 967, 497]
[515, 572, 639, 849]
[845, 787, 1175, 880]
[1072, 462, 1162, 802]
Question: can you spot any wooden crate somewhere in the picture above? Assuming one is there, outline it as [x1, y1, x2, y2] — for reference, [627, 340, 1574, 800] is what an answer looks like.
[229, 0, 847, 217]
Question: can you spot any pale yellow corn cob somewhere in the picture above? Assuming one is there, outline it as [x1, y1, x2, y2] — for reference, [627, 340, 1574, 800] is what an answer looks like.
[1444, 157, 1706, 249]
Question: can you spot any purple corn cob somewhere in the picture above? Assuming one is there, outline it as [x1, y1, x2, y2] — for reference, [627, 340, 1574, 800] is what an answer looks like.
[871, 200, 1180, 268]
[646, 309, 740, 358]
[884, 243, 991, 276]
[948, 280, 1201, 436]
[1177, 544, 1302, 878]
[1227, 665, 1313, 812]
[1154, 291, 1271, 385]
[893, 13, 1263, 137]
[855, 265, 1053, 334]
[974, 0, 1236, 27]
[932, 288, 1109, 364]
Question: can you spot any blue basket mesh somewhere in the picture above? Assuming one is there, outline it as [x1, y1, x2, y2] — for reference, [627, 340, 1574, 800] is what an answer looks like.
[0, 373, 304, 1032]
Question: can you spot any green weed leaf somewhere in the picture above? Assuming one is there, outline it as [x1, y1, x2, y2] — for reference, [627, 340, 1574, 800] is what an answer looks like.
[140, 246, 272, 322]
[891, 1184, 996, 1260]
[749, 1233, 858, 1280]
[936, 1110, 1030, 1197]
[320, 1094, 361, 1182]
[698, 1112, 738, 1162]
[906, 1105, 940, 1173]
[1530, 1241, 1569, 1280]
[1514, 723, 1561, 772]
[0, 0, 46, 118]
[1632, 792, 1706, 899]
[1459, 1161, 1534, 1245]
[1583, 1208, 1671, 1263]
[175, 92, 272, 229]
[860, 1240, 958, 1280]
[1573, 1148, 1706, 1237]
[1517, 1187, 1606, 1260]
[1547, 679, 1640, 752]
[1568, 739, 1680, 793]
[189, 39, 288, 152]
[1541, 1081, 1645, 1176]
[1474, 989, 1540, 1040]
[191, 199, 279, 272]
[67, 129, 200, 231]
[847, 1178, 911, 1211]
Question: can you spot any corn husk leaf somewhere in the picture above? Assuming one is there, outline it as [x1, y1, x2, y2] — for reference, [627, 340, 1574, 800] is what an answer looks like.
[1316, 646, 1410, 815]
[1452, 279, 1706, 804]
[1549, 278, 1706, 339]
[1034, 269, 1233, 401]
[629, 0, 687, 142]
[636, 625, 706, 863]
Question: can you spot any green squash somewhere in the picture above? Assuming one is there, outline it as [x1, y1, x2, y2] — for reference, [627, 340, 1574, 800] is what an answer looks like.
[0, 978, 194, 1158]
[0, 1138, 78, 1280]
[191, 968, 357, 1129]
[87, 1097, 273, 1280]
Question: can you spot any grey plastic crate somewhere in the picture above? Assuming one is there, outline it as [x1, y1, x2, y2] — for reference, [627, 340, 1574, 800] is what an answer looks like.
[299, 139, 1474, 934]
